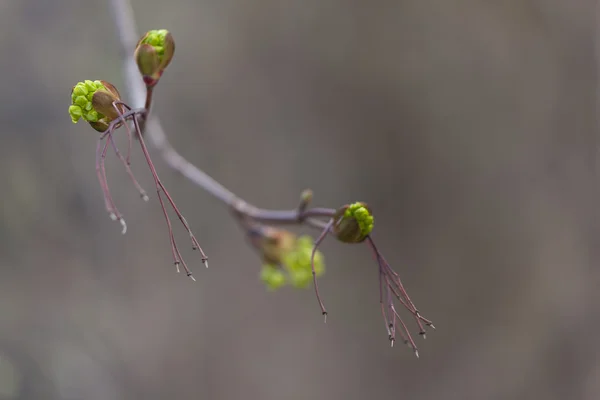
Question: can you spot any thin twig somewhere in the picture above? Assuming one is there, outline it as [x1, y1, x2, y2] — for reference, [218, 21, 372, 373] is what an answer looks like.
[96, 131, 127, 234]
[311, 219, 335, 320]
[106, 0, 434, 354]
[107, 0, 336, 230]
[109, 103, 149, 200]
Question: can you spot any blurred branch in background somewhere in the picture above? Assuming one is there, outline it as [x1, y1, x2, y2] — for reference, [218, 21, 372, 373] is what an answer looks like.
[0, 0, 596, 398]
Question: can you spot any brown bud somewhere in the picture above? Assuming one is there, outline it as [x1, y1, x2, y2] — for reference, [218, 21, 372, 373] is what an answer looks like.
[159, 32, 175, 71]
[258, 227, 296, 265]
[99, 80, 121, 100]
[134, 43, 160, 78]
[92, 90, 120, 121]
[88, 120, 110, 132]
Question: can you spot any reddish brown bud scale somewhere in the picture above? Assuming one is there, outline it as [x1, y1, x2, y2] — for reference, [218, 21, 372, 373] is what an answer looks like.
[256, 227, 296, 265]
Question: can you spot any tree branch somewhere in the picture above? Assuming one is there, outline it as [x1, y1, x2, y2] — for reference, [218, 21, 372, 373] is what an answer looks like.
[104, 0, 433, 354]
[107, 0, 333, 230]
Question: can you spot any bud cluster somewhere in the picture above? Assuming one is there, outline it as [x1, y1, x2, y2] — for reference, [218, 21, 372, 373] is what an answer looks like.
[69, 80, 122, 132]
[258, 231, 325, 290]
[333, 202, 374, 243]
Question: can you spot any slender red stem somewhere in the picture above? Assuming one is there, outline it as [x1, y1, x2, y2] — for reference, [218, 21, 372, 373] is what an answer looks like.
[310, 219, 334, 320]
[131, 114, 205, 279]
[366, 235, 434, 356]
[96, 132, 127, 234]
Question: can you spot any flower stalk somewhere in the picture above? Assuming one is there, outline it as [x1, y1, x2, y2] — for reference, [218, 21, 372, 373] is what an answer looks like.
[70, 80, 207, 279]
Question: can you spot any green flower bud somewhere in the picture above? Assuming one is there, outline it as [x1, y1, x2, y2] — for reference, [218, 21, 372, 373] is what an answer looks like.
[333, 202, 374, 243]
[260, 264, 287, 290]
[69, 80, 121, 131]
[282, 236, 324, 272]
[281, 235, 325, 288]
[288, 268, 312, 289]
[135, 29, 175, 86]
[255, 229, 325, 291]
[68, 105, 83, 123]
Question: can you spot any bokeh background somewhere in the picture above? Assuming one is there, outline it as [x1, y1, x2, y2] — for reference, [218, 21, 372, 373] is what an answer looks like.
[0, 0, 598, 399]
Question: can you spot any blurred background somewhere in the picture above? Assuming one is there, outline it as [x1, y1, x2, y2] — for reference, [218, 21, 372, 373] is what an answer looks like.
[0, 0, 598, 399]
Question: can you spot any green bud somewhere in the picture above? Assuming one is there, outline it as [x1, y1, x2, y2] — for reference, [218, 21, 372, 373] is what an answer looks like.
[72, 85, 88, 97]
[74, 96, 88, 108]
[256, 229, 325, 291]
[135, 29, 175, 86]
[69, 80, 121, 131]
[68, 105, 83, 123]
[333, 202, 374, 243]
[281, 234, 325, 288]
[260, 264, 287, 291]
[289, 268, 312, 289]
[85, 110, 100, 122]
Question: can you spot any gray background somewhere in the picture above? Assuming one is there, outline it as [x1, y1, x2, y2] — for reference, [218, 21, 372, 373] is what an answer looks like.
[0, 0, 598, 399]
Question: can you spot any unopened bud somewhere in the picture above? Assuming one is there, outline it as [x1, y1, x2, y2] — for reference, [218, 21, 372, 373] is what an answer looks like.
[333, 202, 374, 243]
[135, 43, 160, 78]
[300, 189, 313, 204]
[135, 29, 175, 87]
